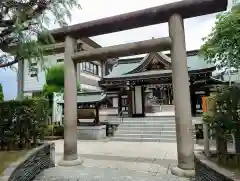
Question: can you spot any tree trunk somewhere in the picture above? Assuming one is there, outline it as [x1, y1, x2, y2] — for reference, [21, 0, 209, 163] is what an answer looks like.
[17, 59, 24, 100]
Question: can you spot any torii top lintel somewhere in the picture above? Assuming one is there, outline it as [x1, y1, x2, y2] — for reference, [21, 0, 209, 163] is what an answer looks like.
[50, 0, 228, 42]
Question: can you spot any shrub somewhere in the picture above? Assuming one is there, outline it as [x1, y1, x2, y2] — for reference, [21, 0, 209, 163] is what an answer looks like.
[0, 98, 49, 150]
[42, 124, 64, 137]
[53, 124, 64, 137]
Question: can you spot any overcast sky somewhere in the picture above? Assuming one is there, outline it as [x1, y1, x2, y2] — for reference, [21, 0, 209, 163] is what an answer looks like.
[0, 0, 232, 100]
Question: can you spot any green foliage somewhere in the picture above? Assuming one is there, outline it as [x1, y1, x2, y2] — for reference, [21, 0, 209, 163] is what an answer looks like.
[0, 98, 49, 150]
[42, 64, 81, 100]
[0, 0, 81, 68]
[203, 85, 240, 134]
[46, 64, 64, 86]
[215, 85, 240, 132]
[41, 124, 64, 137]
[0, 84, 3, 101]
[200, 5, 240, 69]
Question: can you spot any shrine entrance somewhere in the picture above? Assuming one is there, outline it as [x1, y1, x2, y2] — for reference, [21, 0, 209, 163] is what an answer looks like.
[49, 0, 227, 177]
[99, 52, 220, 117]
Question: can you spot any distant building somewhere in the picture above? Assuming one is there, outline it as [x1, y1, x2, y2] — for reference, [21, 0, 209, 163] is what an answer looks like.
[23, 38, 114, 97]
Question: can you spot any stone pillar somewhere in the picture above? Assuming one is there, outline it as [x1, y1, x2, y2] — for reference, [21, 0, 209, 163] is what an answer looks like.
[59, 36, 82, 166]
[168, 14, 195, 177]
[203, 123, 210, 157]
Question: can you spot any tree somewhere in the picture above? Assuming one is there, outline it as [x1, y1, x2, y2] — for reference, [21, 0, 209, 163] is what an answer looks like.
[42, 64, 81, 101]
[0, 0, 81, 68]
[0, 83, 4, 101]
[200, 4, 240, 70]
[203, 85, 240, 154]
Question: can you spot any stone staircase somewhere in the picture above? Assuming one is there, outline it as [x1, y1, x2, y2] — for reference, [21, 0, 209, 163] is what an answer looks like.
[111, 116, 196, 142]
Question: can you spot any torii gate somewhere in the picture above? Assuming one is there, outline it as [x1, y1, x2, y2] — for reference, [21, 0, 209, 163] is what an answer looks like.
[49, 0, 228, 177]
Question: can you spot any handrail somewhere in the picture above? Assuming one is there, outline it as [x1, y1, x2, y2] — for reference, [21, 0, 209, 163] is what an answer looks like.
[118, 109, 125, 123]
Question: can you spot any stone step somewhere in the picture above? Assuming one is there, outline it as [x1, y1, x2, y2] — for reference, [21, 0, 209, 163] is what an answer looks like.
[111, 117, 175, 120]
[109, 120, 176, 124]
[111, 137, 177, 142]
[120, 117, 175, 120]
[117, 126, 176, 131]
[113, 133, 176, 139]
[116, 130, 176, 135]
[119, 122, 176, 126]
[121, 121, 175, 124]
[118, 124, 176, 128]
[111, 116, 196, 143]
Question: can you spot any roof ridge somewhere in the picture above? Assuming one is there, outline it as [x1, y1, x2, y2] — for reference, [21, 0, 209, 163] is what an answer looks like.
[117, 57, 144, 64]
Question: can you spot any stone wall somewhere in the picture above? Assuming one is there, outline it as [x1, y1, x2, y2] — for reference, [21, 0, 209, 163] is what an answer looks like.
[2, 143, 55, 181]
[77, 125, 106, 140]
[194, 151, 238, 181]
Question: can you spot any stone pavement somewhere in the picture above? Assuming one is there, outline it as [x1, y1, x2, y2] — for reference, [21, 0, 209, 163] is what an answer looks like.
[33, 140, 196, 180]
[34, 166, 190, 181]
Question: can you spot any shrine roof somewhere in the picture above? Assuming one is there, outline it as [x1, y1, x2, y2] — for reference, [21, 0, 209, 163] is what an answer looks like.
[59, 91, 107, 104]
[103, 50, 215, 79]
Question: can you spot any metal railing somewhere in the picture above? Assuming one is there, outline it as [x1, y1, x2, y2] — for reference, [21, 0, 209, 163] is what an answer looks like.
[118, 109, 125, 123]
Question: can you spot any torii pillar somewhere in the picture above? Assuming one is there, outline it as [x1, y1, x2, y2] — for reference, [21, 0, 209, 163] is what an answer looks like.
[168, 14, 195, 177]
[58, 36, 83, 166]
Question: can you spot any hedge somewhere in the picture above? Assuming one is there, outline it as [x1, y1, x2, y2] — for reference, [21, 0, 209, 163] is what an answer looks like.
[0, 98, 49, 150]
[0, 83, 3, 101]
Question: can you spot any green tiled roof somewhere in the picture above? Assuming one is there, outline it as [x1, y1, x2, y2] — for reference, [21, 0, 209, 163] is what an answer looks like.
[104, 57, 142, 78]
[104, 53, 215, 79]
[59, 92, 107, 104]
[111, 70, 172, 79]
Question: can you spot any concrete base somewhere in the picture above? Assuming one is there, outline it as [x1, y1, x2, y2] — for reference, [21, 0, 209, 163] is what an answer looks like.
[58, 158, 83, 167]
[77, 125, 106, 140]
[171, 166, 195, 178]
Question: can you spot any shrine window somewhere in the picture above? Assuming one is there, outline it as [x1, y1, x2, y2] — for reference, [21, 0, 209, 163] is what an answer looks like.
[81, 62, 99, 76]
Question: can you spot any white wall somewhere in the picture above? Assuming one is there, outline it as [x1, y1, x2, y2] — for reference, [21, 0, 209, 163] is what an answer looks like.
[23, 53, 102, 93]
[23, 53, 62, 92]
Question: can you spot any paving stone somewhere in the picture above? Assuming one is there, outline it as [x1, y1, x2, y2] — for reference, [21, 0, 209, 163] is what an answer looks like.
[147, 163, 162, 173]
[34, 166, 191, 181]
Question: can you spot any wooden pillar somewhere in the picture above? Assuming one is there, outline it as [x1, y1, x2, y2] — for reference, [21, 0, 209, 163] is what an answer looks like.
[141, 86, 145, 116]
[95, 105, 100, 125]
[190, 89, 197, 117]
[168, 14, 195, 177]
[59, 36, 82, 166]
[118, 93, 122, 115]
[128, 88, 133, 117]
[132, 87, 136, 116]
